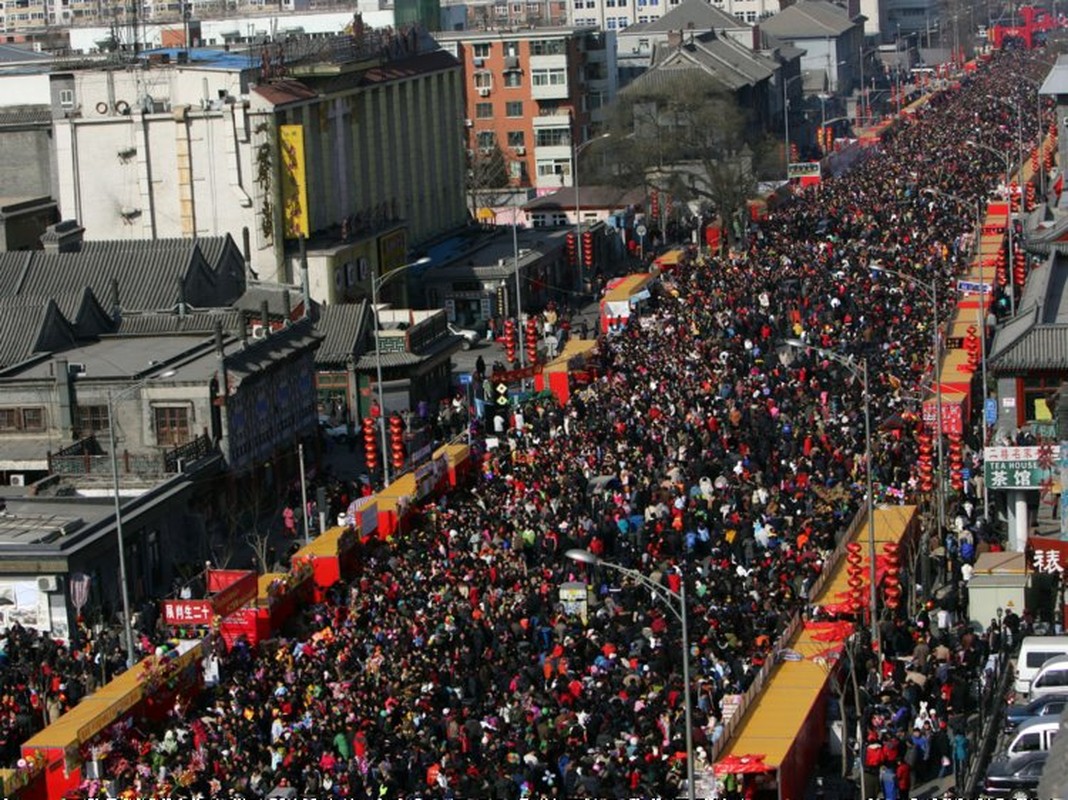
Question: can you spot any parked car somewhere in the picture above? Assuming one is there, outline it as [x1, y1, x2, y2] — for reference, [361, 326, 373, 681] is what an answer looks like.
[1014, 636, 1068, 696]
[981, 750, 1047, 799]
[1028, 654, 1068, 700]
[318, 415, 352, 443]
[448, 323, 480, 350]
[1003, 717, 1060, 759]
[1005, 694, 1068, 732]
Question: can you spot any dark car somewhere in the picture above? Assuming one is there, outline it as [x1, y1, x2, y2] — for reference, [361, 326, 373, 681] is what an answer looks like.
[981, 751, 1047, 799]
[1004, 693, 1068, 732]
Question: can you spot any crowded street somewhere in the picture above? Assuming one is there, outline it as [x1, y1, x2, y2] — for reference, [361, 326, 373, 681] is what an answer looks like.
[5, 49, 1056, 799]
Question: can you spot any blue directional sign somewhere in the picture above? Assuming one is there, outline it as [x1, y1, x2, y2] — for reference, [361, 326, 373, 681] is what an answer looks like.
[985, 398, 997, 426]
[957, 280, 992, 295]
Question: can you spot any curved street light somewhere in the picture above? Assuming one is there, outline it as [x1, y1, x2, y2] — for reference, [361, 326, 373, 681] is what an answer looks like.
[573, 133, 611, 297]
[565, 549, 695, 800]
[784, 339, 875, 800]
[922, 187, 991, 521]
[966, 139, 1016, 316]
[109, 368, 177, 667]
[371, 256, 431, 485]
[870, 263, 946, 542]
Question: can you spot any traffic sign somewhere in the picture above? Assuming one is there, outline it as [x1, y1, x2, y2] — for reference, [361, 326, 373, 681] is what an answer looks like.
[985, 398, 998, 425]
[636, 224, 648, 238]
[957, 279, 992, 295]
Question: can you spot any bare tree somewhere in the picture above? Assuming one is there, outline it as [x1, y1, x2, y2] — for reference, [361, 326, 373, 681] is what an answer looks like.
[596, 73, 777, 248]
[466, 142, 509, 220]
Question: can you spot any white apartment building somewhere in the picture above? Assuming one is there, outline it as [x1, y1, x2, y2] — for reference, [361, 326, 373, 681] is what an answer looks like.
[569, 0, 784, 31]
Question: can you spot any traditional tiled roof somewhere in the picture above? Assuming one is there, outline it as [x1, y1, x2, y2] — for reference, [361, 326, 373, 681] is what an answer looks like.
[989, 253, 1068, 373]
[629, 0, 750, 33]
[0, 298, 77, 368]
[631, 31, 776, 92]
[117, 309, 244, 336]
[760, 0, 856, 37]
[315, 302, 370, 366]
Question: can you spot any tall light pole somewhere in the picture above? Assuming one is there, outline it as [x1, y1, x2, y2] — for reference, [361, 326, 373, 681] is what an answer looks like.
[871, 265, 945, 591]
[967, 139, 1015, 316]
[371, 256, 431, 485]
[572, 133, 611, 296]
[923, 186, 990, 521]
[513, 201, 526, 369]
[784, 342, 878, 653]
[566, 549, 695, 800]
[107, 368, 176, 668]
[783, 73, 804, 179]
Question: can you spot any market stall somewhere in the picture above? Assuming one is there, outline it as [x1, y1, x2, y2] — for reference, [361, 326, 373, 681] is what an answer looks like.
[291, 525, 359, 601]
[599, 273, 655, 334]
[535, 338, 598, 406]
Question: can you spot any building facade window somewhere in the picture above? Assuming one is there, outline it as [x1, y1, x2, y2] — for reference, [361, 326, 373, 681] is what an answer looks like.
[530, 38, 566, 55]
[505, 100, 524, 116]
[535, 127, 571, 147]
[77, 404, 110, 435]
[473, 42, 491, 58]
[504, 39, 519, 56]
[532, 67, 567, 86]
[475, 102, 494, 118]
[0, 406, 46, 432]
[504, 70, 523, 88]
[507, 130, 526, 146]
[477, 130, 497, 150]
[474, 71, 493, 89]
[154, 406, 190, 446]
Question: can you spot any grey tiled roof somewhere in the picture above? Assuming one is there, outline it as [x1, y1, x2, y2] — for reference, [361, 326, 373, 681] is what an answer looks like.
[233, 282, 310, 319]
[0, 298, 76, 368]
[989, 322, 1068, 373]
[0, 236, 239, 312]
[117, 309, 245, 336]
[628, 0, 750, 33]
[633, 32, 775, 91]
[315, 302, 370, 366]
[760, 0, 855, 37]
[354, 332, 463, 370]
[0, 105, 51, 126]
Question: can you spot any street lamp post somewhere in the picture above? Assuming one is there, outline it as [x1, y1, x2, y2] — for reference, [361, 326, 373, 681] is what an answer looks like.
[572, 133, 611, 296]
[967, 139, 1016, 316]
[871, 265, 945, 592]
[783, 73, 803, 179]
[371, 256, 431, 485]
[784, 342, 878, 654]
[923, 186, 990, 520]
[566, 549, 695, 800]
[107, 368, 176, 668]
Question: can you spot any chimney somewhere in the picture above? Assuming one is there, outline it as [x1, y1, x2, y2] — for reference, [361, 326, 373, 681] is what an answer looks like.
[752, 23, 762, 51]
[177, 278, 187, 318]
[109, 278, 121, 322]
[54, 358, 75, 440]
[40, 220, 85, 254]
[282, 289, 292, 322]
[241, 226, 252, 277]
[667, 29, 682, 48]
[260, 300, 271, 335]
[299, 236, 310, 318]
[213, 319, 225, 359]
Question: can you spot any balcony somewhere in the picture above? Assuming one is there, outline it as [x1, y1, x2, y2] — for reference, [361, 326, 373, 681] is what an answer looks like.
[48, 434, 215, 478]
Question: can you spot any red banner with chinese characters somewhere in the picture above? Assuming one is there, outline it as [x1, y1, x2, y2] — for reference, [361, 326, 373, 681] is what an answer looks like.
[163, 599, 213, 626]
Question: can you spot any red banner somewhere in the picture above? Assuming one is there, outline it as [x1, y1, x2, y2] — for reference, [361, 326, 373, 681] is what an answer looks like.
[163, 599, 213, 626]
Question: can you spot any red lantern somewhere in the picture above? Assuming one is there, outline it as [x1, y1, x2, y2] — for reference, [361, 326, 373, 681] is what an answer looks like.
[566, 233, 578, 266]
[525, 316, 538, 364]
[1014, 249, 1026, 288]
[582, 231, 594, 269]
[504, 319, 516, 363]
[362, 417, 378, 472]
[389, 414, 405, 471]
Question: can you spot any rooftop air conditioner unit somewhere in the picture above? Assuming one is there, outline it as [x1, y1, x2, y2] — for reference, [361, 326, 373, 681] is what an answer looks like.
[478, 87, 490, 97]
[9, 474, 25, 487]
[37, 575, 57, 592]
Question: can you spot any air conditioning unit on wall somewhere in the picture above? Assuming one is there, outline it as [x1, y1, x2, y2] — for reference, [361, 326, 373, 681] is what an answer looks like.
[478, 87, 490, 97]
[37, 575, 58, 592]
[9, 474, 24, 486]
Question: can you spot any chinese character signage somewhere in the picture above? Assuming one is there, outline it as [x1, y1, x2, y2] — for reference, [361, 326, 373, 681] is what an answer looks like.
[1032, 549, 1065, 574]
[787, 162, 821, 179]
[163, 599, 213, 626]
[984, 444, 1061, 491]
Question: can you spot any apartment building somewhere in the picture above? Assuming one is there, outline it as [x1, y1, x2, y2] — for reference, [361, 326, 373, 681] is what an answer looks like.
[567, 0, 784, 31]
[45, 27, 467, 287]
[435, 26, 616, 194]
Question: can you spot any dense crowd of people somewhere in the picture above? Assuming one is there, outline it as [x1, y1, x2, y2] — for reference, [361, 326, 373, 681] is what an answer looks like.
[4, 50, 1054, 798]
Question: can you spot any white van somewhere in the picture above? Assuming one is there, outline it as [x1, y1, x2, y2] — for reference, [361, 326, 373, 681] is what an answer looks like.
[1004, 717, 1061, 758]
[1014, 636, 1068, 695]
[1029, 655, 1068, 700]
